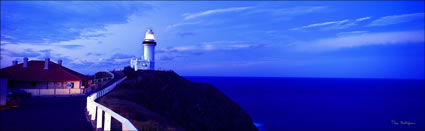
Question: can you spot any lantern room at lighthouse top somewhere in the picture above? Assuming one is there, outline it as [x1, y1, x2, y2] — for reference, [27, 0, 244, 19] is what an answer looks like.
[144, 29, 155, 42]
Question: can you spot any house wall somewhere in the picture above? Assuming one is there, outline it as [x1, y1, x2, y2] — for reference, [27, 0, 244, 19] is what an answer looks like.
[62, 81, 81, 88]
[72, 81, 81, 88]
[8, 80, 83, 89]
[36, 82, 47, 88]
[9, 81, 51, 89]
[9, 81, 39, 89]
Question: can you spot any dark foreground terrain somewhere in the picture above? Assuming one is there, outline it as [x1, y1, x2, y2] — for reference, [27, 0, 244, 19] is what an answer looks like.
[0, 96, 92, 131]
[97, 67, 258, 131]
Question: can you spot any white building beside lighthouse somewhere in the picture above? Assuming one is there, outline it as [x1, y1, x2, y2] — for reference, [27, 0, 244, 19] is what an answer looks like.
[130, 29, 157, 71]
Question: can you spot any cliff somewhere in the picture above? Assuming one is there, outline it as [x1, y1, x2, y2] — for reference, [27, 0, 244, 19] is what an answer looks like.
[97, 67, 258, 131]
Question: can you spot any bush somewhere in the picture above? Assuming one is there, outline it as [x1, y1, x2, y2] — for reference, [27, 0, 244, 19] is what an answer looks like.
[123, 66, 137, 78]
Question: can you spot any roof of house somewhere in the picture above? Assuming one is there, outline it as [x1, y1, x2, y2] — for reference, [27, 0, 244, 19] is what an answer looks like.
[0, 60, 90, 81]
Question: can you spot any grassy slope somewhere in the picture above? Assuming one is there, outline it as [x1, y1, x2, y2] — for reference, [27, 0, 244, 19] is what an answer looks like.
[97, 68, 258, 131]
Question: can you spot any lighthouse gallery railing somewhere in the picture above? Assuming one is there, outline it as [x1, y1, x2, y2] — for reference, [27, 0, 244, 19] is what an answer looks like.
[86, 76, 138, 131]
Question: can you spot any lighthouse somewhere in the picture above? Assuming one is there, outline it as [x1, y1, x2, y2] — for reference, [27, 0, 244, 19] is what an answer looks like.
[143, 29, 156, 70]
[130, 29, 157, 70]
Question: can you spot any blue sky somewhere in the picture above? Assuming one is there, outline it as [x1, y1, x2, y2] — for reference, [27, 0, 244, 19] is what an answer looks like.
[1, 1, 424, 79]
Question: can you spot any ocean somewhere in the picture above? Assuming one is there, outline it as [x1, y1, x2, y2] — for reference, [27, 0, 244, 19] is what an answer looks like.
[184, 76, 425, 131]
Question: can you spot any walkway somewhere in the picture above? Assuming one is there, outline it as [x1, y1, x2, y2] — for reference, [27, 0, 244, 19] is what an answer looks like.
[0, 96, 92, 131]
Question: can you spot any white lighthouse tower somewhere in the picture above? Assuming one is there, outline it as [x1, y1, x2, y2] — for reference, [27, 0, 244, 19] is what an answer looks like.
[143, 29, 156, 70]
[130, 29, 157, 71]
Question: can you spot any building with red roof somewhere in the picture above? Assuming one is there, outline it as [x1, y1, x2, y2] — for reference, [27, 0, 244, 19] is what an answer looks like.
[1, 58, 91, 90]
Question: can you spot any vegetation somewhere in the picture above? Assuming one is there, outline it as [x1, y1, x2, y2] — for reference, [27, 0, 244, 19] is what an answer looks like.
[98, 67, 258, 131]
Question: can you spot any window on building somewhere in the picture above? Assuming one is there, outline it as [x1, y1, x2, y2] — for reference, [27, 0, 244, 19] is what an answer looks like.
[65, 82, 73, 88]
[55, 82, 61, 87]
[48, 82, 54, 88]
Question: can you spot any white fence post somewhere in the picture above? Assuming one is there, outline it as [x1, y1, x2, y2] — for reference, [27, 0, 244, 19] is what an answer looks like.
[86, 99, 90, 114]
[104, 112, 111, 131]
[91, 105, 96, 120]
[122, 124, 129, 131]
[87, 100, 93, 116]
[97, 107, 103, 129]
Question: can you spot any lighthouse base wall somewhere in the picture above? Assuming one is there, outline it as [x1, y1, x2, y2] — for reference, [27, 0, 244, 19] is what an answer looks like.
[130, 58, 155, 71]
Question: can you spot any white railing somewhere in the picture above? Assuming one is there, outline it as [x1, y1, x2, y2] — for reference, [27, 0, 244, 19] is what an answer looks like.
[86, 76, 138, 131]
[18, 88, 85, 96]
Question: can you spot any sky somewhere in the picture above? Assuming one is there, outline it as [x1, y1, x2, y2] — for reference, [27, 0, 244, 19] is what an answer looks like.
[1, 1, 424, 79]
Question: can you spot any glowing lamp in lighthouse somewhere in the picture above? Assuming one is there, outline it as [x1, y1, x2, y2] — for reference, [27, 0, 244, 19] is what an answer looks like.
[142, 29, 157, 70]
[144, 29, 155, 41]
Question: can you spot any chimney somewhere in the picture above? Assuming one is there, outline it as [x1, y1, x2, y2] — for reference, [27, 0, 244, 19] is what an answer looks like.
[12, 60, 18, 66]
[23, 57, 28, 68]
[44, 58, 50, 70]
[58, 59, 62, 66]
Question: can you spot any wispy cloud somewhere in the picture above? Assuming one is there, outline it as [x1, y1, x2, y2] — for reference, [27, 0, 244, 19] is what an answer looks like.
[57, 44, 84, 49]
[68, 53, 134, 68]
[291, 16, 372, 31]
[167, 21, 201, 29]
[250, 6, 326, 16]
[39, 49, 52, 58]
[7, 49, 42, 57]
[159, 54, 185, 61]
[157, 46, 196, 53]
[156, 41, 266, 61]
[0, 40, 10, 45]
[178, 61, 271, 70]
[291, 19, 350, 31]
[69, 58, 99, 65]
[158, 42, 265, 54]
[159, 55, 178, 61]
[226, 44, 266, 49]
[110, 53, 135, 62]
[292, 30, 424, 52]
[177, 32, 195, 37]
[1, 2, 150, 43]
[203, 41, 266, 50]
[183, 7, 253, 20]
[356, 17, 371, 22]
[336, 31, 368, 37]
[368, 13, 424, 26]
[86, 52, 103, 56]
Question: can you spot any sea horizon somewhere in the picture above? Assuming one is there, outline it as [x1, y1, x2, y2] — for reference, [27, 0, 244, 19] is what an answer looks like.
[184, 75, 425, 80]
[185, 76, 425, 131]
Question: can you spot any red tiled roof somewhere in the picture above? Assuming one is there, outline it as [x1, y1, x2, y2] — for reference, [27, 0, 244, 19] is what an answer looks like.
[0, 60, 90, 81]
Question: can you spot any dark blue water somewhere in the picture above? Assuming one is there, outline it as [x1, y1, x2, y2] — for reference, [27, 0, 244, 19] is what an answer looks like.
[185, 76, 425, 131]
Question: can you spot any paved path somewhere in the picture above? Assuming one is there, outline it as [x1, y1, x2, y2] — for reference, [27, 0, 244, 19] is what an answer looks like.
[0, 96, 92, 131]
